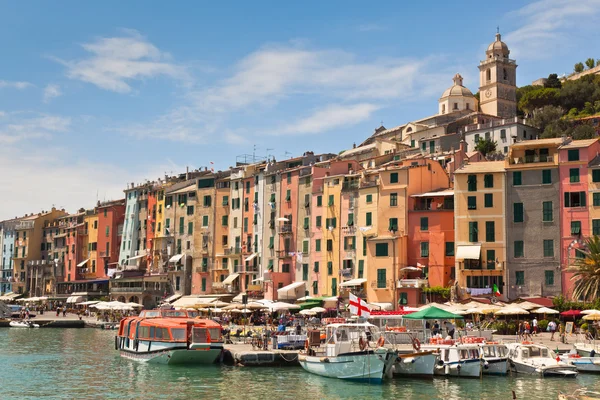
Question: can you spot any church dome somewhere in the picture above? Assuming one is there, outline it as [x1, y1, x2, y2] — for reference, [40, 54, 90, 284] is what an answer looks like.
[440, 73, 474, 98]
[486, 33, 509, 56]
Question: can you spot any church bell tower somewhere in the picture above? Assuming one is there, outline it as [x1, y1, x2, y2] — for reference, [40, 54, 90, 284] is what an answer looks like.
[478, 32, 517, 118]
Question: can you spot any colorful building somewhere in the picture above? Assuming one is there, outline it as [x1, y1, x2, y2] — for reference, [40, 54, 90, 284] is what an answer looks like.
[1, 219, 19, 294]
[97, 199, 125, 277]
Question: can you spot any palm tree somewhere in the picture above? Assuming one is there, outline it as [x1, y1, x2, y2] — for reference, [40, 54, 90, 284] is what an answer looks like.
[568, 236, 600, 300]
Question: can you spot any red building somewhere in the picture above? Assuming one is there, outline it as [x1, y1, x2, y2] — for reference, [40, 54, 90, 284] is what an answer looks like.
[97, 200, 125, 277]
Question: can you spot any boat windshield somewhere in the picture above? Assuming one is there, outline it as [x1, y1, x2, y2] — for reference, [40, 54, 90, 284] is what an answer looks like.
[482, 346, 496, 357]
[460, 349, 481, 360]
[525, 346, 548, 358]
[171, 328, 186, 341]
[327, 325, 379, 344]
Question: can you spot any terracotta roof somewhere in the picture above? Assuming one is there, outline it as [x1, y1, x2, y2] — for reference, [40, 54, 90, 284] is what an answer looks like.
[560, 138, 599, 149]
[511, 138, 564, 149]
[454, 160, 505, 174]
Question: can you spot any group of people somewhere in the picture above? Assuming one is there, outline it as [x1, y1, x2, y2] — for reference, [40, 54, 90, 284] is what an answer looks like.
[428, 320, 456, 339]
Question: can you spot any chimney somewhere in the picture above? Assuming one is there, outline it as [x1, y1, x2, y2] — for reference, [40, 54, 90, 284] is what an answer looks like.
[459, 140, 466, 153]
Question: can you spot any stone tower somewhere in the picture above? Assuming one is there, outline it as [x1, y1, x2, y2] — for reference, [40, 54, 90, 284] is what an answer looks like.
[478, 32, 517, 118]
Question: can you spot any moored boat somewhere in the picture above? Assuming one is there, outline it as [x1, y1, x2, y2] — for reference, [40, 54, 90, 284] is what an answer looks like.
[116, 309, 224, 365]
[574, 342, 600, 358]
[9, 320, 40, 328]
[298, 322, 397, 383]
[506, 342, 578, 377]
[393, 350, 437, 377]
[479, 342, 508, 375]
[559, 351, 600, 373]
[421, 340, 483, 378]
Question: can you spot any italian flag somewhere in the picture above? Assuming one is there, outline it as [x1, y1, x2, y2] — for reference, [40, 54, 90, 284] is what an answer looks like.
[493, 284, 501, 297]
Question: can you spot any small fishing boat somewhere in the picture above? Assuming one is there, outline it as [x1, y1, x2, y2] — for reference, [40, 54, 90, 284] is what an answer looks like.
[116, 309, 224, 365]
[506, 342, 578, 377]
[9, 320, 40, 328]
[298, 322, 397, 383]
[559, 351, 600, 373]
[421, 339, 483, 378]
[479, 342, 509, 375]
[393, 350, 438, 377]
[574, 342, 600, 358]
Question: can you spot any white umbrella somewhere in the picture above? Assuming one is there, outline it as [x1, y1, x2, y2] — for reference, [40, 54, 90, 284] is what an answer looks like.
[494, 306, 529, 315]
[299, 309, 316, 316]
[269, 302, 301, 311]
[276, 217, 289, 222]
[532, 307, 559, 314]
[311, 307, 327, 313]
[78, 301, 100, 306]
[297, 296, 314, 301]
[582, 309, 600, 315]
[583, 313, 600, 321]
[126, 302, 144, 308]
[513, 301, 543, 310]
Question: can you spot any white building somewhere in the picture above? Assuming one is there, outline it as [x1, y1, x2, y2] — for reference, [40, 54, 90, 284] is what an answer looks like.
[462, 118, 539, 155]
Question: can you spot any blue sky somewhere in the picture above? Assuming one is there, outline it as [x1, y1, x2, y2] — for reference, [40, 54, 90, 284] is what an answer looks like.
[1, 0, 599, 220]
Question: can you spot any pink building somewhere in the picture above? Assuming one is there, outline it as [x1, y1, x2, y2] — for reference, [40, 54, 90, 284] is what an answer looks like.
[559, 138, 600, 298]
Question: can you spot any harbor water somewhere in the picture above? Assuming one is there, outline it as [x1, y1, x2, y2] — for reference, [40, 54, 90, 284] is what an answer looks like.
[1, 328, 599, 399]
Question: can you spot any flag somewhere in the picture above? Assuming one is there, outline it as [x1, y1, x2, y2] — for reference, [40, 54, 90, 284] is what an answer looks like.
[349, 293, 371, 317]
[493, 284, 501, 297]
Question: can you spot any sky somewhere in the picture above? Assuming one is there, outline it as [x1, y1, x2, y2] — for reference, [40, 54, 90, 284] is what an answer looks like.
[1, 0, 600, 220]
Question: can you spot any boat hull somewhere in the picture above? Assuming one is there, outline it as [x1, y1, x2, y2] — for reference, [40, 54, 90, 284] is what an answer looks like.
[394, 353, 437, 377]
[560, 356, 600, 373]
[508, 360, 578, 377]
[9, 321, 39, 328]
[434, 359, 482, 378]
[298, 350, 395, 383]
[574, 344, 600, 358]
[120, 347, 222, 365]
[483, 357, 508, 375]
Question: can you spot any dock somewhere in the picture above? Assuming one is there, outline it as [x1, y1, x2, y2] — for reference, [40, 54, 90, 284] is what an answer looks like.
[224, 343, 300, 366]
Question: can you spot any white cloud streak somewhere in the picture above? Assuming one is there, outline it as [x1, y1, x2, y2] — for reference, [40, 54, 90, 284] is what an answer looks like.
[0, 80, 33, 90]
[0, 112, 71, 144]
[43, 84, 63, 103]
[54, 29, 188, 93]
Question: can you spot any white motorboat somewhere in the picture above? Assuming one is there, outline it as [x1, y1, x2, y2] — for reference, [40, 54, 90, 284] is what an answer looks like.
[506, 342, 578, 377]
[574, 342, 600, 357]
[421, 342, 483, 378]
[10, 320, 40, 328]
[298, 322, 397, 383]
[559, 351, 600, 373]
[393, 351, 437, 377]
[479, 342, 509, 375]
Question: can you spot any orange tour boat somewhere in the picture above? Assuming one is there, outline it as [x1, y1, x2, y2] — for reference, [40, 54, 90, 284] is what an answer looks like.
[116, 309, 224, 365]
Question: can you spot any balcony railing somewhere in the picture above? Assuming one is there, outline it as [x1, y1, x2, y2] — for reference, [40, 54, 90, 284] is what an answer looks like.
[278, 225, 293, 234]
[276, 250, 292, 259]
[509, 154, 556, 165]
[413, 204, 453, 211]
[110, 287, 144, 293]
[359, 180, 378, 189]
[397, 279, 428, 289]
[224, 247, 242, 255]
[342, 181, 359, 191]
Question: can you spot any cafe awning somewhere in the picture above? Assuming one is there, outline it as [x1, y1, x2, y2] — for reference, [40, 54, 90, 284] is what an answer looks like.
[245, 253, 258, 262]
[339, 278, 367, 287]
[277, 281, 306, 300]
[66, 296, 84, 304]
[169, 254, 184, 263]
[76, 258, 90, 267]
[455, 245, 481, 260]
[163, 293, 183, 303]
[222, 273, 239, 285]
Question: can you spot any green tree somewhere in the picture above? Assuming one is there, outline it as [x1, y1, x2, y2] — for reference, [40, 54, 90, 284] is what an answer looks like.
[586, 58, 596, 70]
[516, 85, 537, 116]
[474, 138, 497, 157]
[532, 105, 565, 133]
[518, 88, 560, 114]
[544, 73, 562, 89]
[560, 75, 600, 111]
[568, 236, 600, 301]
[571, 124, 596, 140]
[575, 62, 585, 73]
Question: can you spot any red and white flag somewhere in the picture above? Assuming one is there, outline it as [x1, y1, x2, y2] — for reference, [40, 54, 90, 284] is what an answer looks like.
[349, 293, 371, 317]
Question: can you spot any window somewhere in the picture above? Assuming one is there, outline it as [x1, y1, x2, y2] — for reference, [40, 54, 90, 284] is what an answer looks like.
[315, 239, 321, 252]
[500, 129, 506, 139]
[187, 205, 194, 216]
[347, 213, 354, 227]
[484, 193, 493, 208]
[377, 269, 387, 288]
[386, 218, 398, 232]
[327, 262, 333, 275]
[302, 264, 309, 281]
[202, 215, 209, 227]
[514, 241, 524, 258]
[188, 222, 193, 235]
[486, 221, 495, 242]
[365, 212, 372, 226]
[222, 196, 229, 206]
[366, 194, 373, 203]
[363, 237, 367, 256]
[421, 142, 426, 152]
[504, 146, 508, 154]
[594, 193, 600, 207]
[575, 249, 586, 259]
[570, 168, 580, 183]
[467, 175, 477, 191]
[542, 201, 553, 222]
[302, 240, 309, 254]
[203, 195, 212, 207]
[316, 196, 322, 207]
[542, 170, 552, 184]
[105, 226, 110, 237]
[375, 243, 389, 257]
[268, 236, 274, 249]
[593, 170, 600, 183]
[568, 149, 580, 161]
[445, 242, 454, 256]
[390, 172, 399, 183]
[571, 221, 581, 235]
[513, 171, 522, 186]
[593, 219, 600, 235]
[486, 250, 496, 270]
[326, 240, 333, 252]
[316, 216, 322, 228]
[420, 242, 429, 257]
[485, 131, 491, 140]
[399, 292, 408, 305]
[285, 189, 291, 202]
[179, 217, 184, 234]
[286, 172, 291, 184]
[468, 196, 477, 210]
[420, 217, 428, 231]
[544, 270, 554, 286]
[513, 203, 524, 223]
[282, 264, 290, 273]
[515, 271, 525, 285]
[221, 215, 228, 226]
[543, 240, 554, 257]
[564, 191, 587, 207]
[469, 222, 478, 242]
[390, 193, 398, 207]
[303, 217, 310, 230]
[328, 195, 334, 207]
[165, 218, 170, 228]
[246, 181, 250, 194]
[474, 134, 480, 143]
[484, 174, 493, 188]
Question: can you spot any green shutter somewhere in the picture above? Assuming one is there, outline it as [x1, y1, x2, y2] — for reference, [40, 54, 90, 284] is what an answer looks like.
[347, 213, 354, 226]
[328, 195, 334, 206]
[571, 221, 581, 235]
[514, 241, 524, 258]
[468, 196, 477, 210]
[303, 241, 309, 254]
[316, 216, 322, 227]
[366, 212, 372, 226]
[420, 217, 428, 231]
[543, 240, 554, 257]
[303, 217, 310, 230]
[514, 203, 524, 222]
[484, 174, 493, 188]
[317, 196, 322, 206]
[222, 215, 228, 226]
[468, 222, 478, 242]
[315, 239, 321, 252]
[285, 189, 291, 201]
[467, 175, 477, 191]
[516, 271, 524, 285]
[363, 237, 367, 256]
[390, 172, 399, 183]
[366, 194, 373, 203]
[513, 171, 522, 186]
[327, 262, 333, 275]
[593, 170, 600, 182]
[485, 221, 495, 242]
[203, 215, 208, 226]
[568, 149, 579, 161]
[179, 217, 184, 234]
[420, 242, 429, 257]
[388, 218, 398, 231]
[358, 260, 364, 278]
[268, 236, 274, 249]
[593, 219, 600, 235]
[486, 250, 496, 270]
[594, 193, 600, 207]
[570, 168, 580, 183]
[188, 222, 193, 235]
[484, 193, 493, 208]
[542, 201, 553, 222]
[542, 170, 551, 184]
[314, 262, 319, 272]
[545, 270, 554, 285]
[445, 242, 454, 256]
[377, 269, 386, 288]
[375, 243, 388, 257]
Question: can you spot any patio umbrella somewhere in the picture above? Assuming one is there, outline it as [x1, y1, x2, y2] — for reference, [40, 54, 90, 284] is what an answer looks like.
[223, 303, 246, 310]
[532, 307, 559, 314]
[582, 309, 600, 315]
[560, 309, 582, 317]
[513, 301, 544, 310]
[583, 313, 600, 321]
[126, 302, 144, 308]
[276, 217, 289, 222]
[494, 307, 529, 316]
[269, 302, 301, 311]
[311, 307, 327, 313]
[403, 306, 464, 320]
[245, 302, 268, 310]
[299, 309, 316, 316]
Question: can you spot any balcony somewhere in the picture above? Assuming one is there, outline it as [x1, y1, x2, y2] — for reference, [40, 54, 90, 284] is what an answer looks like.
[342, 181, 359, 191]
[413, 203, 453, 211]
[344, 250, 356, 259]
[359, 180, 378, 189]
[509, 153, 556, 165]
[110, 286, 144, 293]
[224, 247, 242, 255]
[195, 266, 211, 274]
[276, 250, 292, 259]
[397, 279, 428, 289]
[480, 56, 517, 66]
[278, 225, 293, 235]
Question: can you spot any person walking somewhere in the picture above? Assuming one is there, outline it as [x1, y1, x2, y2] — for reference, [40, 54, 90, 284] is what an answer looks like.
[532, 317, 538, 335]
[549, 320, 557, 341]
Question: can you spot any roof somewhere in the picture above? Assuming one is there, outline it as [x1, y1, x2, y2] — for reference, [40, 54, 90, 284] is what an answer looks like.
[167, 183, 196, 195]
[486, 33, 509, 55]
[589, 154, 600, 167]
[411, 189, 454, 198]
[339, 143, 377, 157]
[561, 138, 599, 149]
[511, 138, 564, 149]
[454, 160, 505, 174]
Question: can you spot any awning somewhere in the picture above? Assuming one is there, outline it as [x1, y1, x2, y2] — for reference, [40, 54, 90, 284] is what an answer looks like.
[456, 245, 481, 260]
[66, 296, 84, 304]
[411, 190, 454, 198]
[76, 258, 90, 267]
[277, 281, 306, 300]
[252, 277, 264, 283]
[339, 278, 367, 288]
[127, 254, 146, 262]
[232, 292, 246, 303]
[369, 302, 393, 311]
[222, 273, 239, 285]
[163, 293, 182, 303]
[169, 254, 184, 263]
[245, 253, 258, 262]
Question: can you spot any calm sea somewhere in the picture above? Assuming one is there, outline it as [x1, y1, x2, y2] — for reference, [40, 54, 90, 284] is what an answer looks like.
[0, 328, 598, 399]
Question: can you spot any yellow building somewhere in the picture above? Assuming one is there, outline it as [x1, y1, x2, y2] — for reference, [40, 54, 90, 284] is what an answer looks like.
[454, 161, 506, 298]
[321, 173, 343, 296]
[83, 209, 98, 279]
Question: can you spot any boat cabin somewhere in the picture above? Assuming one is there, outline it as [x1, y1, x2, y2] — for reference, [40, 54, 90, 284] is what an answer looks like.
[320, 323, 381, 357]
[138, 309, 199, 318]
[481, 344, 507, 359]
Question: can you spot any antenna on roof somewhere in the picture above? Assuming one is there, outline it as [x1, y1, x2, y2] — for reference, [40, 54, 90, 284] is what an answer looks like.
[284, 151, 292, 158]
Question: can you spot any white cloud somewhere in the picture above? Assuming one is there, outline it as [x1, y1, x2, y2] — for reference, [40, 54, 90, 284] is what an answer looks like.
[505, 0, 600, 60]
[0, 112, 71, 144]
[0, 80, 33, 90]
[43, 84, 63, 103]
[271, 103, 380, 136]
[54, 29, 188, 93]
